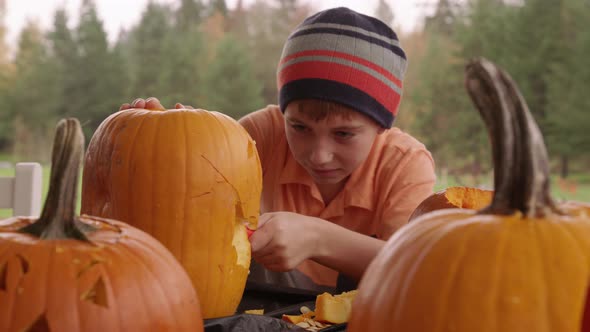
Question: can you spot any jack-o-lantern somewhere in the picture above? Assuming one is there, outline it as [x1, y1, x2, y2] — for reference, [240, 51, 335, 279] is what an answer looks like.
[0, 119, 203, 332]
[81, 106, 262, 318]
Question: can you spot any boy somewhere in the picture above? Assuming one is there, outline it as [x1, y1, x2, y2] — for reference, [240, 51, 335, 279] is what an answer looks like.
[122, 7, 436, 293]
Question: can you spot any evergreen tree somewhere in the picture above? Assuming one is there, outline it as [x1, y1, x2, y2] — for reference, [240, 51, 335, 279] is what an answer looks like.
[176, 0, 205, 29]
[7, 22, 57, 160]
[158, 26, 204, 107]
[201, 34, 263, 118]
[246, 0, 311, 105]
[0, 0, 13, 148]
[545, 0, 590, 176]
[46, 8, 79, 118]
[209, 0, 228, 17]
[128, 3, 173, 98]
[73, 0, 127, 138]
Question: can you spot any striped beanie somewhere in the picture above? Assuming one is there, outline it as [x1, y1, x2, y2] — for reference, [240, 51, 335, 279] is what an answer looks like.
[277, 7, 407, 128]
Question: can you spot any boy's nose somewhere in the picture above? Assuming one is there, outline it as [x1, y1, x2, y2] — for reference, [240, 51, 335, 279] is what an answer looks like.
[309, 145, 333, 165]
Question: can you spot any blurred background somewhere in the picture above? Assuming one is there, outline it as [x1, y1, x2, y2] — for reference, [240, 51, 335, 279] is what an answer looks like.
[0, 0, 589, 217]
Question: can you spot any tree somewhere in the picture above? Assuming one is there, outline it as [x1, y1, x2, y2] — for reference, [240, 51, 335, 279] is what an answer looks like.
[545, 0, 590, 176]
[0, 0, 14, 149]
[46, 8, 79, 119]
[72, 0, 128, 138]
[201, 34, 263, 118]
[157, 24, 205, 107]
[208, 0, 228, 17]
[245, 0, 311, 105]
[128, 3, 173, 99]
[176, 0, 205, 29]
[6, 22, 57, 161]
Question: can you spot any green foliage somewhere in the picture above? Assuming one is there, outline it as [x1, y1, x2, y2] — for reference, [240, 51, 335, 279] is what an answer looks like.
[128, 2, 173, 99]
[545, 0, 590, 161]
[201, 34, 263, 118]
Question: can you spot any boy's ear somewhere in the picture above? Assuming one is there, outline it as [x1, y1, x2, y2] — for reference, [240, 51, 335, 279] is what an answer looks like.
[377, 127, 386, 134]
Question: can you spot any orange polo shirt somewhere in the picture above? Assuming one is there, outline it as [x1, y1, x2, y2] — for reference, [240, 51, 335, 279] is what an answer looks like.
[239, 105, 436, 288]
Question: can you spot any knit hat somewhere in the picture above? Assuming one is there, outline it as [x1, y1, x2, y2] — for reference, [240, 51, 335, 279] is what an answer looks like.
[277, 7, 407, 128]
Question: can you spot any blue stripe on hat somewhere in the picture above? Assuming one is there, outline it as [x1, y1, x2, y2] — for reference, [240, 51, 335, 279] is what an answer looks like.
[303, 7, 399, 39]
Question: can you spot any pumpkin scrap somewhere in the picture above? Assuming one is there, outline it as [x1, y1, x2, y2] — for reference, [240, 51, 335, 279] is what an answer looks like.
[281, 290, 357, 329]
[409, 186, 493, 221]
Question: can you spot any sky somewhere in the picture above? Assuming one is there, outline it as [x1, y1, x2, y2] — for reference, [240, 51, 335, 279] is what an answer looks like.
[4, 0, 434, 49]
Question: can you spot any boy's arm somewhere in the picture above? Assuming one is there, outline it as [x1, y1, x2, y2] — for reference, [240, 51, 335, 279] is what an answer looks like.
[312, 221, 386, 281]
[251, 212, 385, 282]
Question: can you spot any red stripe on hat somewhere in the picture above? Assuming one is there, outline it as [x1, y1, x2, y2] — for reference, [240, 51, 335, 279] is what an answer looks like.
[279, 50, 403, 89]
[278, 61, 401, 115]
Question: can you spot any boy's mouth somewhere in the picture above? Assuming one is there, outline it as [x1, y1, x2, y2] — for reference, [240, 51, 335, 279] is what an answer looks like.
[310, 168, 340, 177]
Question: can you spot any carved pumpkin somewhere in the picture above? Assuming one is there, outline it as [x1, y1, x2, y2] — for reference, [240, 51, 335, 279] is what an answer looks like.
[0, 119, 203, 332]
[409, 186, 493, 221]
[81, 106, 262, 318]
[348, 58, 590, 331]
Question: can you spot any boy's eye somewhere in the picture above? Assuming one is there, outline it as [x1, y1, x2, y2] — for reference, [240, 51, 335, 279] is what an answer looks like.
[334, 131, 354, 139]
[291, 124, 307, 132]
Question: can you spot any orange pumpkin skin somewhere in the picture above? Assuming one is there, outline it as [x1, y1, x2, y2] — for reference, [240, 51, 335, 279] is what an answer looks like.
[349, 208, 590, 332]
[0, 216, 203, 332]
[409, 186, 493, 221]
[81, 108, 262, 318]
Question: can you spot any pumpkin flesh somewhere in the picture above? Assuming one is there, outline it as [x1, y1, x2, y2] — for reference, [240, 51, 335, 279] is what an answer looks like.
[410, 186, 493, 221]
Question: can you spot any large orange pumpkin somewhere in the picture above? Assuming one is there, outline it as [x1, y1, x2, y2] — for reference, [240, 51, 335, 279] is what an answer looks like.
[0, 119, 203, 332]
[81, 106, 262, 318]
[348, 58, 590, 331]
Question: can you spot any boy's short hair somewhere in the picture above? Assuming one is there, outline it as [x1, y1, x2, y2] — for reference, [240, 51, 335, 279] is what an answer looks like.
[277, 7, 407, 129]
[292, 99, 357, 122]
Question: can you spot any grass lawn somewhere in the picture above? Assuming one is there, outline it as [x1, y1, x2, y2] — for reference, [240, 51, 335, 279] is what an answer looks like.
[1, 165, 589, 219]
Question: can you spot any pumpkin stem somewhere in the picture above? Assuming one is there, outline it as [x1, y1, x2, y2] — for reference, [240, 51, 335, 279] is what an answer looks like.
[465, 58, 559, 218]
[19, 118, 95, 240]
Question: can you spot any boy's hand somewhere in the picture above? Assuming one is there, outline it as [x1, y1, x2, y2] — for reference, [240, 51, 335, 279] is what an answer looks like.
[250, 212, 321, 272]
[119, 97, 194, 111]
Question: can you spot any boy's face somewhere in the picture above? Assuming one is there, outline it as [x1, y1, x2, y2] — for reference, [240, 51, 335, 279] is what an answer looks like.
[284, 100, 384, 186]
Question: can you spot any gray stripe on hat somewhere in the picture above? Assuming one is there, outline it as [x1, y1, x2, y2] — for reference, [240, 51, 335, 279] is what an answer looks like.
[279, 55, 403, 95]
[281, 33, 407, 80]
[294, 22, 401, 48]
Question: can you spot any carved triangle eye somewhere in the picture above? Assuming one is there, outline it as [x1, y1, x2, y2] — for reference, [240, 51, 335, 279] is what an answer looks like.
[0, 255, 30, 291]
[80, 276, 108, 308]
[77, 259, 109, 308]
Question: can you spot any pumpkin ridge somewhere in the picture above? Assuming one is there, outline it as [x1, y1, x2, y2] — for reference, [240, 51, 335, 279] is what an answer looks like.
[438, 220, 483, 331]
[114, 240, 178, 330]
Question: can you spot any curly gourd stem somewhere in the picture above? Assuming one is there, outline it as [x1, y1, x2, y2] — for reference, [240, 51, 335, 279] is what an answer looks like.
[465, 57, 559, 218]
[20, 118, 95, 240]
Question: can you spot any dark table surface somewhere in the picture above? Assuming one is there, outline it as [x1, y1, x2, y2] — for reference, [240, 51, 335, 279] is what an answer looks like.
[204, 281, 347, 331]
